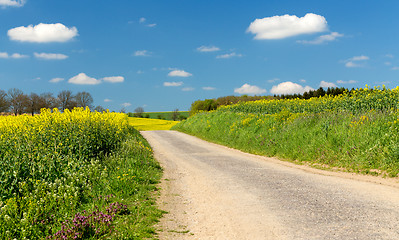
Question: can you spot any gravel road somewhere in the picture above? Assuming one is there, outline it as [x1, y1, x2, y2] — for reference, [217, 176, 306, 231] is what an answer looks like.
[142, 130, 399, 240]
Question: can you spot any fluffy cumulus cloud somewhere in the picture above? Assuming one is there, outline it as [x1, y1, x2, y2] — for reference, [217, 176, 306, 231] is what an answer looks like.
[168, 70, 192, 77]
[234, 84, 267, 95]
[102, 76, 124, 83]
[49, 77, 64, 83]
[319, 81, 337, 88]
[134, 50, 151, 57]
[337, 80, 357, 84]
[247, 13, 327, 40]
[216, 52, 242, 59]
[34, 52, 68, 60]
[0, 0, 25, 7]
[8, 23, 78, 43]
[197, 45, 220, 52]
[104, 98, 112, 102]
[67, 73, 125, 85]
[68, 73, 101, 85]
[270, 81, 314, 95]
[298, 32, 344, 44]
[163, 81, 183, 87]
[344, 55, 369, 68]
[0, 52, 29, 59]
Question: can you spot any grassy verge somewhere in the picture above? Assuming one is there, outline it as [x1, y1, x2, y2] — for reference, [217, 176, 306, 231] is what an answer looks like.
[173, 110, 399, 177]
[0, 108, 163, 239]
[128, 117, 179, 131]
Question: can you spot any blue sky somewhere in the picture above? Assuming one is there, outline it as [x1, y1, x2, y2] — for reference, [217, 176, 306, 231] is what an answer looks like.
[1, 0, 398, 112]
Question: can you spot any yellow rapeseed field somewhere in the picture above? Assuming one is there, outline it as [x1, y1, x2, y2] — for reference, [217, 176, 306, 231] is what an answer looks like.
[128, 117, 179, 131]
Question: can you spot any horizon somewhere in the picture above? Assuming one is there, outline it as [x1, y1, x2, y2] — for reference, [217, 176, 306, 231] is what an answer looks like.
[1, 0, 398, 112]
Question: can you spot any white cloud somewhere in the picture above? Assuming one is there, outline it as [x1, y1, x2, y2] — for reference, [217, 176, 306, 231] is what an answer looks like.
[102, 76, 124, 83]
[139, 17, 156, 27]
[300, 79, 307, 83]
[197, 45, 220, 52]
[385, 54, 394, 58]
[234, 83, 267, 95]
[297, 32, 343, 44]
[137, 70, 144, 74]
[10, 53, 29, 58]
[8, 23, 78, 43]
[0, 52, 28, 59]
[168, 70, 192, 77]
[392, 67, 399, 70]
[0, 0, 25, 7]
[270, 81, 314, 95]
[68, 73, 101, 85]
[345, 61, 360, 68]
[216, 52, 242, 59]
[182, 87, 194, 92]
[163, 81, 183, 87]
[320, 81, 337, 88]
[343, 55, 369, 68]
[134, 50, 151, 57]
[34, 52, 68, 60]
[350, 55, 369, 61]
[121, 102, 131, 107]
[202, 86, 216, 90]
[337, 80, 357, 84]
[104, 98, 112, 102]
[49, 77, 64, 83]
[247, 13, 327, 40]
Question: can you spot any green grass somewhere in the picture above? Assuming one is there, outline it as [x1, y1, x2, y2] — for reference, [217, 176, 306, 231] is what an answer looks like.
[173, 110, 399, 177]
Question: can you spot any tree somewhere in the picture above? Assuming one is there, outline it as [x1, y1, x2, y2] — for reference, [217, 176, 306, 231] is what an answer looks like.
[57, 90, 76, 111]
[75, 91, 93, 109]
[171, 108, 180, 121]
[40, 92, 57, 110]
[134, 107, 144, 117]
[189, 99, 218, 116]
[0, 90, 10, 113]
[26, 93, 42, 116]
[94, 105, 106, 112]
[8, 88, 28, 115]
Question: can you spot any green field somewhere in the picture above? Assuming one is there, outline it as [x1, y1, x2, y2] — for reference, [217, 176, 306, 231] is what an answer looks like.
[129, 111, 189, 120]
[173, 87, 399, 177]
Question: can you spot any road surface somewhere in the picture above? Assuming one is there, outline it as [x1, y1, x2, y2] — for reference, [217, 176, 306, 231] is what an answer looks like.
[142, 130, 399, 240]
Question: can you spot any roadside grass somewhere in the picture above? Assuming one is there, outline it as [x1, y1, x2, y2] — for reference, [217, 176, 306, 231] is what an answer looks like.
[128, 117, 179, 131]
[173, 90, 399, 178]
[0, 108, 163, 239]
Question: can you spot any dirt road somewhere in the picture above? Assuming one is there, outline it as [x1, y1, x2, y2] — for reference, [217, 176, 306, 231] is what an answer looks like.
[142, 130, 399, 240]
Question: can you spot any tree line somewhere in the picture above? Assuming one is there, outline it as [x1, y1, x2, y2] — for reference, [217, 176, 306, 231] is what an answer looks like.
[0, 88, 105, 115]
[190, 87, 350, 115]
[274, 87, 348, 100]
